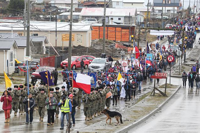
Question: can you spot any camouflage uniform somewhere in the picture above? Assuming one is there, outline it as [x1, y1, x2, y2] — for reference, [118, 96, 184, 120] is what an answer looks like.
[105, 86, 111, 109]
[88, 92, 93, 120]
[55, 91, 61, 117]
[96, 90, 101, 115]
[12, 89, 21, 115]
[77, 89, 83, 108]
[83, 93, 89, 120]
[36, 92, 47, 122]
[19, 89, 27, 114]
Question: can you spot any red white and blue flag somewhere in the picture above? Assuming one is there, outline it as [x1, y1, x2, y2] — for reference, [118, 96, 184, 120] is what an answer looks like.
[73, 73, 91, 94]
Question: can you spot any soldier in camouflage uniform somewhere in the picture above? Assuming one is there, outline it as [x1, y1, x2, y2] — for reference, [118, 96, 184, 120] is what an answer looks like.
[83, 92, 89, 121]
[61, 86, 68, 97]
[19, 85, 26, 115]
[49, 88, 57, 100]
[55, 87, 61, 118]
[72, 88, 79, 107]
[105, 84, 111, 109]
[102, 85, 107, 111]
[93, 88, 98, 117]
[95, 87, 101, 116]
[88, 88, 94, 120]
[12, 85, 21, 116]
[36, 88, 47, 122]
[77, 88, 83, 109]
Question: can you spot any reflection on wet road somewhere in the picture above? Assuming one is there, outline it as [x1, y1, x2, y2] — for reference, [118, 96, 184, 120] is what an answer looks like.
[129, 79, 200, 133]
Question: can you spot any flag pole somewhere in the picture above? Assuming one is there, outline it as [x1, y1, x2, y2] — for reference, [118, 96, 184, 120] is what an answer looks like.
[47, 71, 50, 99]
[4, 71, 8, 104]
[26, 60, 30, 114]
[71, 71, 73, 92]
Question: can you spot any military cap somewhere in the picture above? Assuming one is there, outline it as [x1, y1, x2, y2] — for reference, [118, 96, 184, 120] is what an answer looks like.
[55, 87, 60, 90]
[14, 85, 18, 88]
[49, 88, 54, 91]
[61, 86, 65, 88]
[24, 83, 28, 86]
[19, 85, 24, 88]
[7, 88, 12, 91]
[91, 88, 94, 91]
[29, 84, 31, 87]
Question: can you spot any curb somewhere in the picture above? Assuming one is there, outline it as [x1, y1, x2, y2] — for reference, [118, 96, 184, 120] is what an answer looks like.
[115, 85, 181, 133]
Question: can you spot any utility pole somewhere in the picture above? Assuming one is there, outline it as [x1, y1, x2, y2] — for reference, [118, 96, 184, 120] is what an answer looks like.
[145, 0, 149, 45]
[68, 0, 73, 71]
[161, 0, 164, 28]
[24, 0, 26, 36]
[25, 0, 30, 83]
[173, 0, 175, 24]
[55, 10, 57, 47]
[138, 21, 141, 49]
[103, 0, 106, 54]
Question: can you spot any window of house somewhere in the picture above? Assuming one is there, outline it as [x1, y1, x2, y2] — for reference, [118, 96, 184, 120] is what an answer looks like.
[32, 33, 38, 36]
[18, 33, 23, 36]
[118, 18, 121, 20]
[10, 52, 13, 62]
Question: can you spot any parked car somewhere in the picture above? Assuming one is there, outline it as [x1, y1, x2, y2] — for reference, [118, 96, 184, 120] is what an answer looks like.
[15, 60, 39, 73]
[31, 66, 55, 84]
[165, 24, 172, 29]
[80, 18, 98, 24]
[88, 58, 112, 72]
[60, 56, 90, 70]
[198, 37, 200, 44]
[81, 55, 95, 63]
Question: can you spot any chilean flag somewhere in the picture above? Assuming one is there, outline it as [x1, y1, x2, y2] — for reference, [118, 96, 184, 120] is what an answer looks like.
[73, 73, 91, 94]
[133, 46, 140, 59]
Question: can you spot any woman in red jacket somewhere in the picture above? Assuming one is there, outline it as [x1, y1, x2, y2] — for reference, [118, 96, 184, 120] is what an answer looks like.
[1, 90, 12, 123]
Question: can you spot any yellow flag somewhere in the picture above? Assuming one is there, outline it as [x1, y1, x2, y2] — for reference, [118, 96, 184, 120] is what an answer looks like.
[117, 72, 123, 81]
[4, 72, 12, 89]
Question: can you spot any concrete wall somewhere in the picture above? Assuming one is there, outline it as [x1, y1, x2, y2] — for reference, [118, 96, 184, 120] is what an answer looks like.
[0, 47, 15, 74]
[16, 48, 26, 61]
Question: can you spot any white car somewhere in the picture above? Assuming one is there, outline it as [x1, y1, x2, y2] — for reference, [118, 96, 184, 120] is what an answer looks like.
[88, 58, 111, 72]
[81, 18, 98, 24]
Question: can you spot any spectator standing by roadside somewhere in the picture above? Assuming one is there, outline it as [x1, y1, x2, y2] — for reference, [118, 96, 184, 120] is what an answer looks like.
[81, 59, 84, 73]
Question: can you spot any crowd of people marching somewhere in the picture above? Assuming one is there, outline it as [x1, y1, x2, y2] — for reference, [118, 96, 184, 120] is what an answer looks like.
[1, 15, 199, 130]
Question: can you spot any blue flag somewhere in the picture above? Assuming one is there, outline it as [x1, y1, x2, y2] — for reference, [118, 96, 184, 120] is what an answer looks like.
[88, 72, 97, 88]
[39, 71, 54, 86]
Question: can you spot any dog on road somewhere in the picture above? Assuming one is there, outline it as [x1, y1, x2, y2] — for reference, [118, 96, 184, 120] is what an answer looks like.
[102, 109, 123, 125]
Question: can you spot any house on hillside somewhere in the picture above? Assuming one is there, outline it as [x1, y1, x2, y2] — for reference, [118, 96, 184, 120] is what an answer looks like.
[49, 0, 78, 11]
[80, 8, 136, 25]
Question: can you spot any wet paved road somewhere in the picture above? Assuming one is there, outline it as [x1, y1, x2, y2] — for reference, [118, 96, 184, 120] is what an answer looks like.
[129, 80, 200, 133]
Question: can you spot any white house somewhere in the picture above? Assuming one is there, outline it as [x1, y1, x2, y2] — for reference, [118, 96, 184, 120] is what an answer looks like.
[0, 40, 18, 74]
[80, 8, 136, 25]
[110, 0, 123, 8]
[123, 0, 144, 8]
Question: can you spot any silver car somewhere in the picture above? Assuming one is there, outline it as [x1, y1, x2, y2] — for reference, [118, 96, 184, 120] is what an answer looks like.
[88, 58, 111, 72]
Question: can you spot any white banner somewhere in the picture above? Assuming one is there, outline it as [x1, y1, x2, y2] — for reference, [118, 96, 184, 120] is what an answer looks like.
[150, 30, 175, 36]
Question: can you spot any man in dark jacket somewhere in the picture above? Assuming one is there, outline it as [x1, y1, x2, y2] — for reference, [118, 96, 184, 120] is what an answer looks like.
[81, 59, 84, 73]
[188, 72, 195, 88]
[23, 94, 35, 124]
[124, 81, 131, 101]
[136, 72, 143, 93]
[182, 71, 187, 87]
[53, 69, 58, 85]
[195, 73, 200, 89]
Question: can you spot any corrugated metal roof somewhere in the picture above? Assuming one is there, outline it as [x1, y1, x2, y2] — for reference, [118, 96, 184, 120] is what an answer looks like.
[49, 0, 78, 4]
[123, 0, 144, 3]
[0, 40, 17, 50]
[81, 8, 136, 16]
[0, 21, 91, 32]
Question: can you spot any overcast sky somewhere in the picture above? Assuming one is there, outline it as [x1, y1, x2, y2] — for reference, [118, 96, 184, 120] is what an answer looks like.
[144, 0, 197, 9]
